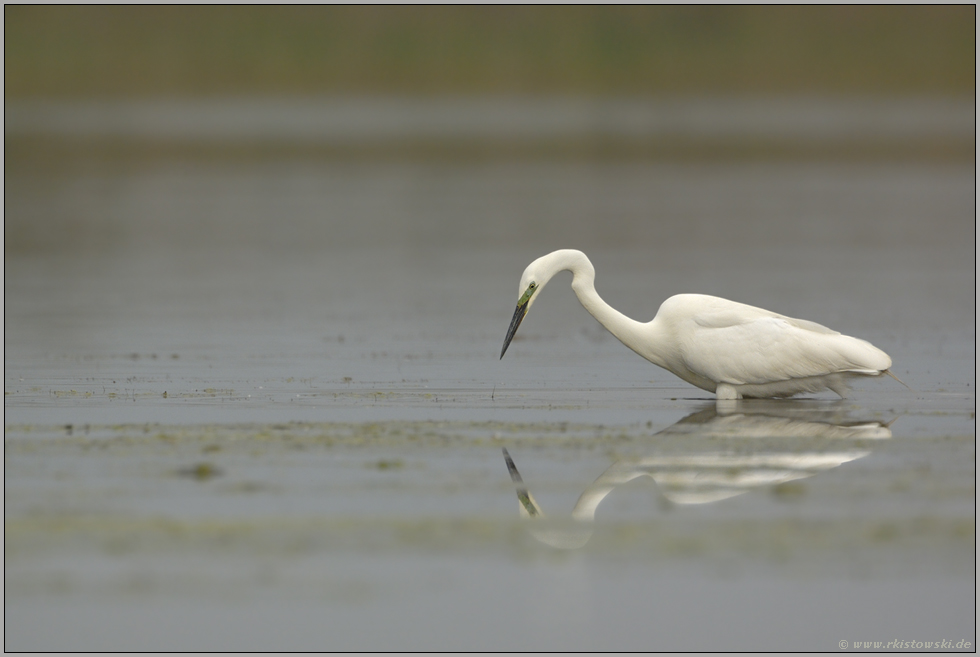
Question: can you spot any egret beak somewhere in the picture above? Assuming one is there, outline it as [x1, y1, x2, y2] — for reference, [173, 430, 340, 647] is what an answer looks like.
[500, 299, 529, 359]
[502, 448, 541, 517]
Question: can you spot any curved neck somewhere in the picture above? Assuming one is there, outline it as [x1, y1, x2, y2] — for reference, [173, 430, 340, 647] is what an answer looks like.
[572, 463, 650, 521]
[560, 252, 650, 358]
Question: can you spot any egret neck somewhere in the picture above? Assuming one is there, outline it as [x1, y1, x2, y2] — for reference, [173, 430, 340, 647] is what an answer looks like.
[553, 250, 664, 368]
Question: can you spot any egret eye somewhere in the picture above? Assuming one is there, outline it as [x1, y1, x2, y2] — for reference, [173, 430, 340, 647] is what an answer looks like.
[529, 282, 537, 290]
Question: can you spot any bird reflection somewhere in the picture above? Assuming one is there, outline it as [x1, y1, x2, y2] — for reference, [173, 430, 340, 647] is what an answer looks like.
[503, 401, 893, 549]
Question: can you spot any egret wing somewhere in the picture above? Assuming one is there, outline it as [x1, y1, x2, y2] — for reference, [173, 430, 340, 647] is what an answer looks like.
[683, 313, 888, 385]
[693, 306, 838, 334]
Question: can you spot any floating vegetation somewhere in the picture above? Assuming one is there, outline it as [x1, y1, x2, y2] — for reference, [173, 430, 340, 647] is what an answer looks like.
[176, 462, 223, 481]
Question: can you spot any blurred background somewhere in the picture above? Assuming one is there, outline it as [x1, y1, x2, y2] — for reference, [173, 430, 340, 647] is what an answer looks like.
[5, 6, 974, 97]
[5, 5, 975, 350]
[4, 6, 976, 651]
[5, 5, 974, 252]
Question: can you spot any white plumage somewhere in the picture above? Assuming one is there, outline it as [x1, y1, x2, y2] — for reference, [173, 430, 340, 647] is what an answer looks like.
[500, 249, 894, 400]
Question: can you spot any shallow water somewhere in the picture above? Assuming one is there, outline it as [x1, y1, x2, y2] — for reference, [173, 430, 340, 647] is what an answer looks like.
[4, 98, 976, 651]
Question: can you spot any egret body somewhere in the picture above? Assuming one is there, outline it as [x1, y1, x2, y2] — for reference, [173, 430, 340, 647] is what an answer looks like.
[500, 249, 894, 400]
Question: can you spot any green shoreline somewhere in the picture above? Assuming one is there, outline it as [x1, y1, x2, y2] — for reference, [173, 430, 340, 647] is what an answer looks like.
[5, 6, 974, 98]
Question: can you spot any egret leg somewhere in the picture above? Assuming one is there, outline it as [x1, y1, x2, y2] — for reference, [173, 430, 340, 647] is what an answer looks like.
[716, 383, 741, 400]
[828, 378, 849, 399]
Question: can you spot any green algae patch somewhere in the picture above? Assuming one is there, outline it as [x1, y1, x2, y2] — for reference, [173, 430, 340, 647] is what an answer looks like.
[176, 462, 223, 481]
[371, 459, 405, 471]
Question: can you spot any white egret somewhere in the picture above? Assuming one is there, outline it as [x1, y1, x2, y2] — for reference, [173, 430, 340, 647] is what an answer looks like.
[500, 249, 900, 400]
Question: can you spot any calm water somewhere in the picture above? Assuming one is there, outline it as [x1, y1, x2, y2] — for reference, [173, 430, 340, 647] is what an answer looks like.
[4, 98, 975, 650]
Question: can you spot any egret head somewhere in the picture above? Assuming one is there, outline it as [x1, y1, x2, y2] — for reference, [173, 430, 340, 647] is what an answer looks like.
[500, 258, 552, 359]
